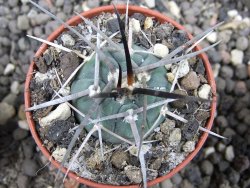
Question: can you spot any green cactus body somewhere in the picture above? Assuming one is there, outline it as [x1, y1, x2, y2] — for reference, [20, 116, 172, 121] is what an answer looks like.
[71, 45, 171, 143]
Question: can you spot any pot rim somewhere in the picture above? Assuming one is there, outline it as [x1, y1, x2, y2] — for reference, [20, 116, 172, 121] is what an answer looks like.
[25, 4, 216, 188]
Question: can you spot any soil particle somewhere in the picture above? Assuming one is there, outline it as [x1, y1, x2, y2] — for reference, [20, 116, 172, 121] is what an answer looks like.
[106, 18, 120, 34]
[111, 150, 129, 169]
[45, 120, 74, 147]
[182, 119, 199, 140]
[181, 71, 200, 90]
[149, 158, 162, 170]
[33, 56, 48, 74]
[153, 23, 174, 41]
[160, 119, 175, 134]
[60, 52, 80, 81]
[124, 165, 142, 184]
[195, 110, 210, 122]
[194, 59, 206, 75]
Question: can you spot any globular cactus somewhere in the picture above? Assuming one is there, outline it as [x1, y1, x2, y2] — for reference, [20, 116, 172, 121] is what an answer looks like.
[71, 44, 171, 143]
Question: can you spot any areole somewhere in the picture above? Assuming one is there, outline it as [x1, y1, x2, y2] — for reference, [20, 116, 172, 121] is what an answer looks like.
[25, 5, 217, 188]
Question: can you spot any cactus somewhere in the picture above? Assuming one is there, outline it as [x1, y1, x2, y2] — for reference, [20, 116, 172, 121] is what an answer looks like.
[71, 44, 171, 143]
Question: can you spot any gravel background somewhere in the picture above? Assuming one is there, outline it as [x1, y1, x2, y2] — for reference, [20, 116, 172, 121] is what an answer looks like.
[0, 0, 250, 188]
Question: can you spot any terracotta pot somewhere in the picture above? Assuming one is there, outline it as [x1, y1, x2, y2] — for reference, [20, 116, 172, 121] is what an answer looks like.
[25, 5, 216, 188]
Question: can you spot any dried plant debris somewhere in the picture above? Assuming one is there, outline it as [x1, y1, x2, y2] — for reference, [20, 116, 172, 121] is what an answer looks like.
[28, 1, 223, 187]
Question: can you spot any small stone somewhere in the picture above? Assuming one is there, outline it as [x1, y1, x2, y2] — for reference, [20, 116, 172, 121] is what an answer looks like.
[207, 31, 217, 43]
[231, 49, 244, 65]
[180, 179, 195, 188]
[235, 64, 248, 80]
[39, 103, 71, 127]
[220, 50, 231, 64]
[160, 119, 175, 134]
[172, 173, 182, 185]
[220, 65, 234, 78]
[169, 128, 182, 143]
[52, 147, 67, 162]
[22, 159, 39, 177]
[61, 34, 75, 46]
[216, 142, 226, 152]
[204, 146, 215, 158]
[18, 120, 29, 130]
[227, 168, 240, 184]
[216, 77, 226, 92]
[144, 17, 154, 30]
[124, 165, 142, 184]
[111, 150, 129, 169]
[0, 102, 15, 125]
[13, 128, 28, 141]
[167, 1, 181, 18]
[131, 18, 141, 33]
[106, 18, 119, 33]
[234, 81, 247, 96]
[60, 52, 80, 80]
[185, 164, 202, 185]
[55, 0, 64, 7]
[33, 56, 47, 74]
[10, 81, 20, 94]
[4, 63, 15, 75]
[171, 59, 190, 78]
[17, 15, 30, 30]
[181, 71, 200, 90]
[18, 104, 26, 120]
[2, 93, 17, 106]
[161, 179, 173, 188]
[153, 43, 169, 58]
[183, 141, 195, 153]
[166, 72, 175, 83]
[236, 36, 249, 51]
[34, 72, 49, 83]
[150, 158, 162, 170]
[212, 63, 221, 78]
[145, 0, 155, 8]
[198, 84, 211, 99]
[17, 174, 29, 188]
[227, 9, 238, 18]
[225, 145, 235, 162]
[201, 160, 214, 175]
[233, 155, 250, 173]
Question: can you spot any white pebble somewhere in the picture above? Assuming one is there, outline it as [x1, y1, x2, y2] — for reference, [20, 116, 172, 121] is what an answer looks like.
[131, 18, 141, 33]
[169, 128, 182, 143]
[212, 63, 221, 78]
[183, 141, 195, 153]
[227, 9, 238, 18]
[166, 72, 175, 83]
[154, 43, 169, 58]
[198, 84, 211, 99]
[10, 81, 20, 95]
[207, 32, 217, 43]
[40, 103, 71, 127]
[61, 34, 75, 46]
[18, 120, 29, 130]
[52, 147, 67, 162]
[35, 72, 49, 83]
[225, 145, 235, 162]
[231, 49, 244, 65]
[217, 142, 226, 152]
[4, 63, 15, 75]
[145, 0, 155, 8]
[144, 17, 154, 30]
[167, 1, 181, 18]
[204, 146, 215, 158]
[171, 59, 190, 78]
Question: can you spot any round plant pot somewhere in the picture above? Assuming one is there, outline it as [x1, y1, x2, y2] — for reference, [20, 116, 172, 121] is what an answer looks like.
[25, 5, 216, 188]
